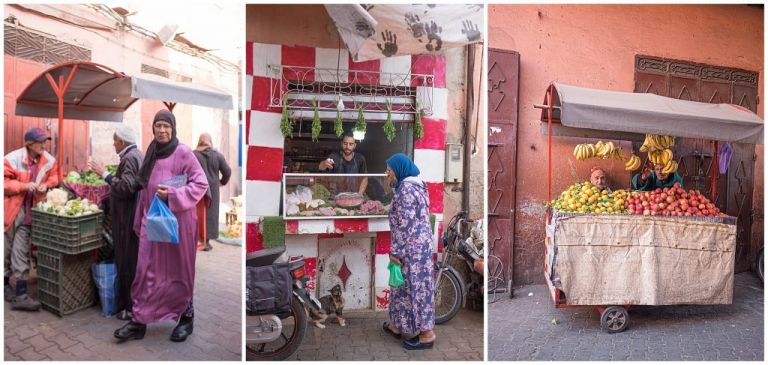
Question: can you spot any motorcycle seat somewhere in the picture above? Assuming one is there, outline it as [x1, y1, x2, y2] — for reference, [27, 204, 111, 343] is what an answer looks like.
[246, 246, 286, 267]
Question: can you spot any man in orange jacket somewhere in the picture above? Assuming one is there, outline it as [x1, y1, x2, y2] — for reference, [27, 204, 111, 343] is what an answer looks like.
[4, 127, 59, 311]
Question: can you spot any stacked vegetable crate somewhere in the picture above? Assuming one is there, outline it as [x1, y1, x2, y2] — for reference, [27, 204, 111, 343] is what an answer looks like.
[31, 209, 104, 316]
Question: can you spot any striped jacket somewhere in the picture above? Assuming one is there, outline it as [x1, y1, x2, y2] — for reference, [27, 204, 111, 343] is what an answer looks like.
[4, 147, 59, 231]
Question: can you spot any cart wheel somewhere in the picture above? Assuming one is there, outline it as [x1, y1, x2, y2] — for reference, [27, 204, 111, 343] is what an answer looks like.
[600, 306, 630, 333]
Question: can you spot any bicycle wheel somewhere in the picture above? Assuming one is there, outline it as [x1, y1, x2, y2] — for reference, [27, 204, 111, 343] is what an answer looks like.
[435, 268, 462, 324]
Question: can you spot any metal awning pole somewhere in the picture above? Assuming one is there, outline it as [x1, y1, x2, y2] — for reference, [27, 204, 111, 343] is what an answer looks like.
[44, 65, 78, 181]
[712, 140, 719, 202]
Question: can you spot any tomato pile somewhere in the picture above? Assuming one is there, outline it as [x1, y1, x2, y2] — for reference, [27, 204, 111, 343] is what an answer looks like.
[625, 182, 725, 217]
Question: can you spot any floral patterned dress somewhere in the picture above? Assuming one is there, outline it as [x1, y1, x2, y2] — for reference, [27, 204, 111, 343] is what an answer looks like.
[388, 177, 435, 334]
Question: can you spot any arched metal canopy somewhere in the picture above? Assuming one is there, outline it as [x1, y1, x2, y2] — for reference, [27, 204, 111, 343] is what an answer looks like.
[14, 61, 234, 179]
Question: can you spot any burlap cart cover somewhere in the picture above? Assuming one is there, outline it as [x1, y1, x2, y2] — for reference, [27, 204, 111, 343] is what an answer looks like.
[553, 214, 736, 306]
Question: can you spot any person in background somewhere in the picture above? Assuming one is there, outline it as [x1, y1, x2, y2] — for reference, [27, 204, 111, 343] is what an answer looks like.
[193, 133, 232, 252]
[4, 127, 59, 311]
[89, 124, 143, 320]
[113, 110, 208, 343]
[381, 153, 436, 350]
[632, 161, 684, 191]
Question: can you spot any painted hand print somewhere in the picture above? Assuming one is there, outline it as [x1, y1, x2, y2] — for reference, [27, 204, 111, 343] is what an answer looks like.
[425, 21, 443, 51]
[377, 30, 398, 57]
[461, 19, 481, 42]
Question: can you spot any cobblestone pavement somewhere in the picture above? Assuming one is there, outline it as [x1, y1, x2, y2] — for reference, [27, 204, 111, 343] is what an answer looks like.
[284, 308, 484, 361]
[4, 241, 242, 361]
[489, 272, 764, 361]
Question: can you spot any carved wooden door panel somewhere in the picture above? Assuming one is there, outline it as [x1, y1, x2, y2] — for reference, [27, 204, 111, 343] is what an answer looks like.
[487, 49, 519, 286]
[635, 55, 759, 272]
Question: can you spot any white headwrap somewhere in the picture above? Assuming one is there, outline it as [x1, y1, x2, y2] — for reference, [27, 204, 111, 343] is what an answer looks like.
[114, 124, 137, 144]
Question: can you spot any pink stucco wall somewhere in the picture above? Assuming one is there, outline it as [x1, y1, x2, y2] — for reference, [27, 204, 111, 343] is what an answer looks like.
[489, 4, 764, 284]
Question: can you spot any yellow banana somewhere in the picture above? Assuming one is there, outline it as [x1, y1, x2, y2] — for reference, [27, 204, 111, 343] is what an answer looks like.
[586, 144, 595, 159]
[639, 144, 648, 153]
[573, 144, 580, 159]
[662, 149, 673, 166]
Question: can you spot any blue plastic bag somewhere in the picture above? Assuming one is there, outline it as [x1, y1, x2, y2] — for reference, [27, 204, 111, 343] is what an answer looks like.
[92, 261, 119, 317]
[146, 193, 179, 244]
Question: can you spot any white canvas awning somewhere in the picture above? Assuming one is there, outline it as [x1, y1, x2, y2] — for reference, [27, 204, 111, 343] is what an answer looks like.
[325, 4, 484, 62]
[15, 62, 234, 122]
[541, 82, 764, 144]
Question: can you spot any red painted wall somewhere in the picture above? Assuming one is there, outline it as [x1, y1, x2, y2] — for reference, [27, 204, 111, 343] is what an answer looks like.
[489, 4, 764, 284]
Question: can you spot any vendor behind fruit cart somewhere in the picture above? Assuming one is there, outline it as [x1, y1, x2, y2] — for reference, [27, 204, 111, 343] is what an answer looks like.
[89, 124, 143, 321]
[317, 133, 369, 195]
[590, 166, 612, 192]
[631, 161, 684, 191]
[3, 127, 60, 311]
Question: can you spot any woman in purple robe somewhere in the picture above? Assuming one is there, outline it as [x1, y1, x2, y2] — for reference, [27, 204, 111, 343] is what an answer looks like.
[381, 153, 436, 350]
[114, 109, 208, 343]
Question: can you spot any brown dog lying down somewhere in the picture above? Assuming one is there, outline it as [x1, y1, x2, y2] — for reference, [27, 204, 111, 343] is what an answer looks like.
[309, 284, 346, 328]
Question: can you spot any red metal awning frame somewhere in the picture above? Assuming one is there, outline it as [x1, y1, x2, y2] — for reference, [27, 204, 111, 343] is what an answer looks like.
[16, 62, 182, 180]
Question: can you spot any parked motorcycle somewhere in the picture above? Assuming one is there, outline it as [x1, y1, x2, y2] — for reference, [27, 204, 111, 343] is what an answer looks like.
[245, 247, 324, 361]
[435, 212, 484, 324]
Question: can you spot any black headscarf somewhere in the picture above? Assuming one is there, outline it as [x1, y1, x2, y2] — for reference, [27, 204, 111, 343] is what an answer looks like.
[137, 109, 179, 188]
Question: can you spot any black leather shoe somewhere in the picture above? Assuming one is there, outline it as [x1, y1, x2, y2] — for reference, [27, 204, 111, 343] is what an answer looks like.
[170, 317, 193, 342]
[403, 336, 435, 350]
[114, 321, 146, 341]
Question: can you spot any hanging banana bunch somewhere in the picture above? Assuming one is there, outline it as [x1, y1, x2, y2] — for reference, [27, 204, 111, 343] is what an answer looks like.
[640, 134, 675, 152]
[624, 154, 641, 171]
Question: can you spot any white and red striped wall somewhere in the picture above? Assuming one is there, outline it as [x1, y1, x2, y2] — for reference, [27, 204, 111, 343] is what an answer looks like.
[245, 42, 448, 310]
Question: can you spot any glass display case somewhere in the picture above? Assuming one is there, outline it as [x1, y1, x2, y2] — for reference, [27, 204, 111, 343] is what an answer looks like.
[282, 173, 392, 219]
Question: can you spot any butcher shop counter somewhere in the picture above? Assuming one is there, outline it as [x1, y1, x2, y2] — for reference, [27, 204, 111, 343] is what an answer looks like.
[282, 173, 392, 220]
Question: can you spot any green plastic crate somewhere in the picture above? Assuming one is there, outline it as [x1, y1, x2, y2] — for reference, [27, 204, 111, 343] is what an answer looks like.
[36, 247, 96, 317]
[32, 209, 104, 254]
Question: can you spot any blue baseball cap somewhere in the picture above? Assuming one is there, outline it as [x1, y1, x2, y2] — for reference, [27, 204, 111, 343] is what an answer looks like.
[24, 127, 51, 144]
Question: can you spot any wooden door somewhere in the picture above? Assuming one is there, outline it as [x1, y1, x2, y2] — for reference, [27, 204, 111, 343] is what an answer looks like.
[487, 49, 520, 286]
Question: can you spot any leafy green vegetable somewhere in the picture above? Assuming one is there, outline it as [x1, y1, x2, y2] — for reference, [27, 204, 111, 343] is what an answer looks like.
[354, 103, 366, 135]
[280, 94, 293, 138]
[414, 101, 424, 140]
[311, 98, 321, 142]
[384, 99, 395, 142]
[334, 110, 344, 137]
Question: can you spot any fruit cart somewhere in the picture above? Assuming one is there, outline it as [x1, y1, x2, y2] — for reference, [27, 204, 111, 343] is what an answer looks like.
[14, 61, 234, 316]
[537, 82, 763, 333]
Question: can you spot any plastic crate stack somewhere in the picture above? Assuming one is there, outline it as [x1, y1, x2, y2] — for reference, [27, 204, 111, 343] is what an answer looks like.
[31, 209, 104, 316]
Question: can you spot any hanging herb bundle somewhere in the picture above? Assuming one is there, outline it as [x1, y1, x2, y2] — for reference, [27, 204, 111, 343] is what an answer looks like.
[311, 98, 321, 142]
[383, 99, 396, 142]
[334, 110, 344, 137]
[355, 103, 367, 135]
[280, 94, 293, 138]
[414, 101, 424, 140]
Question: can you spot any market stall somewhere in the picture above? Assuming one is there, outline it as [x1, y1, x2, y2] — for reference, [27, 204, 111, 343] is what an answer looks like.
[14, 61, 234, 316]
[538, 82, 763, 332]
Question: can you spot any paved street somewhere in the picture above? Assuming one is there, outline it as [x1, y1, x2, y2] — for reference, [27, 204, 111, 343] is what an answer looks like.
[489, 272, 764, 361]
[285, 308, 484, 361]
[4, 240, 242, 361]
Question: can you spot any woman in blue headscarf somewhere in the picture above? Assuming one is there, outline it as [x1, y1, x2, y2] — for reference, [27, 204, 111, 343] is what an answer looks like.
[381, 153, 436, 350]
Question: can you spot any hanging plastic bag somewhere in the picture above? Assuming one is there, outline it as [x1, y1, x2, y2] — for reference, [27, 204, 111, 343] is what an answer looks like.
[146, 193, 179, 244]
[718, 142, 733, 174]
[92, 261, 119, 317]
[388, 261, 405, 288]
